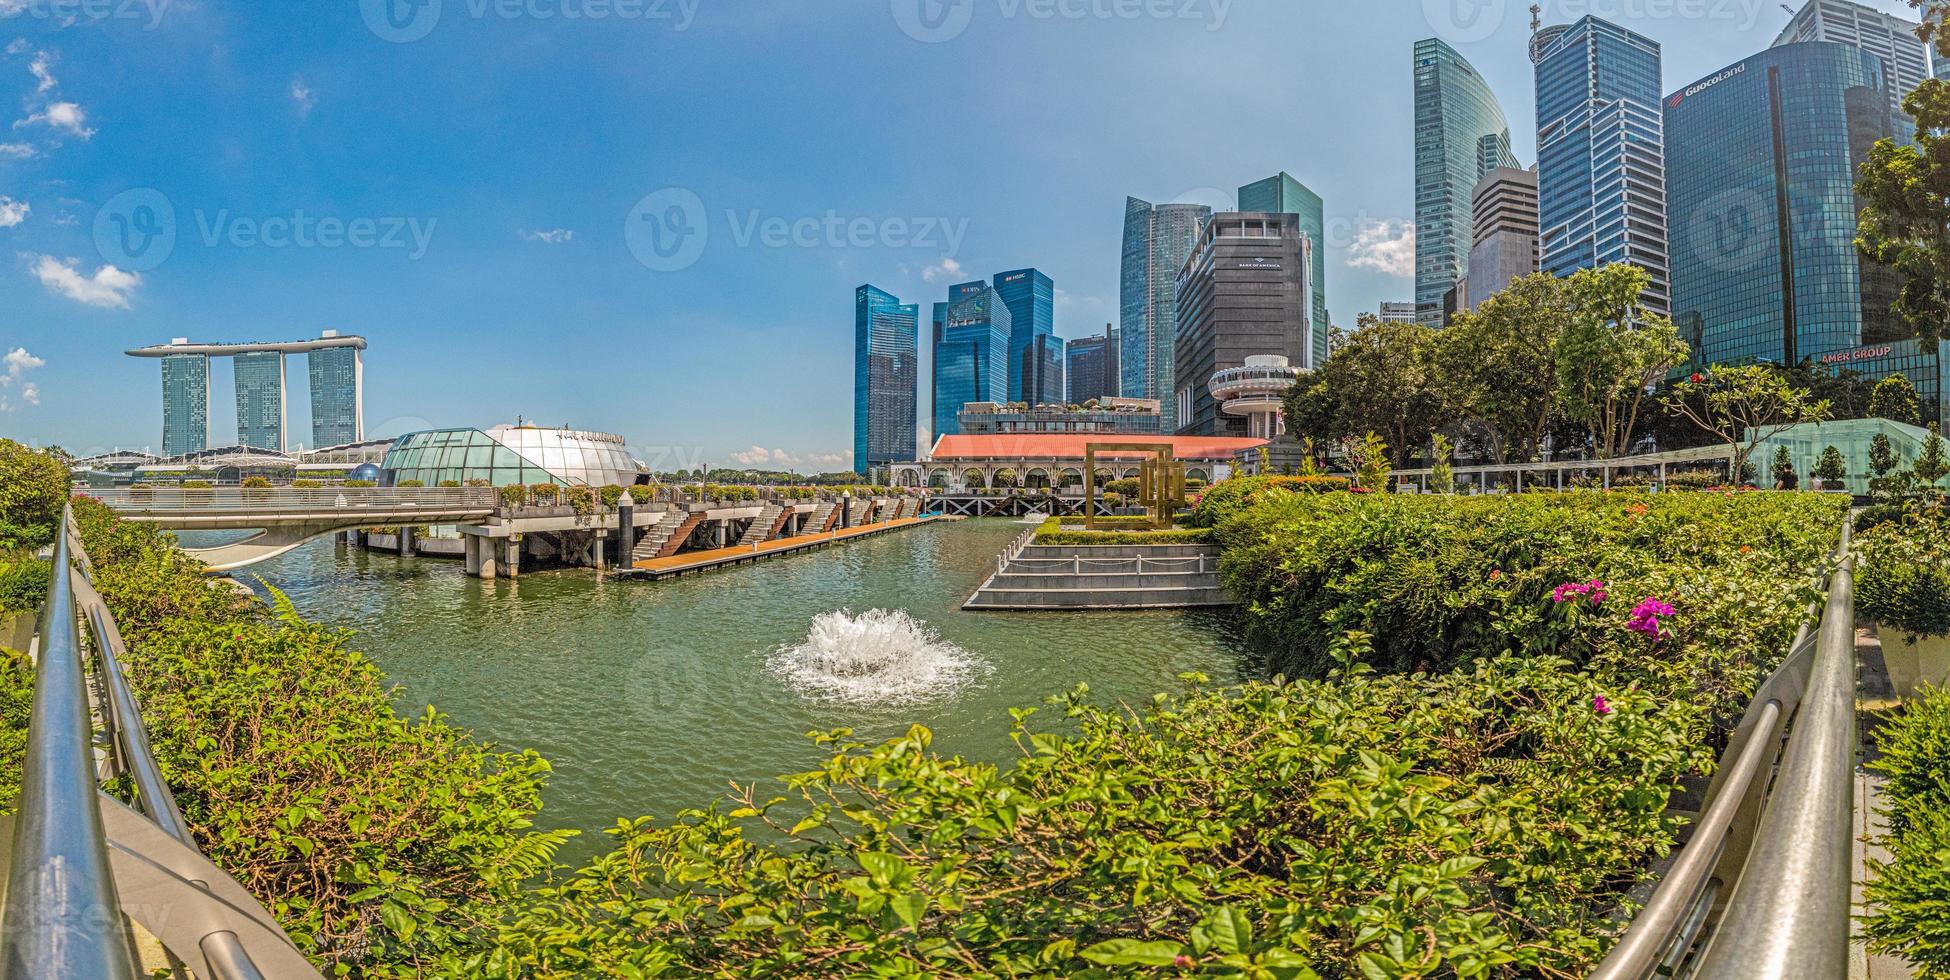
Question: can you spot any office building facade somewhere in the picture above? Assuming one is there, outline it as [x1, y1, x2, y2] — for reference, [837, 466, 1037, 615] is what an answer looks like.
[1019, 333, 1064, 408]
[1415, 38, 1522, 325]
[1121, 197, 1213, 428]
[232, 351, 287, 452]
[1464, 166, 1541, 311]
[993, 268, 1056, 404]
[1378, 301, 1418, 324]
[1666, 41, 1933, 417]
[1173, 212, 1316, 437]
[854, 284, 921, 476]
[1775, 0, 1929, 120]
[1065, 325, 1119, 405]
[159, 350, 210, 458]
[1239, 173, 1331, 367]
[957, 398, 1162, 436]
[307, 330, 364, 448]
[1533, 16, 1672, 316]
[932, 280, 1013, 439]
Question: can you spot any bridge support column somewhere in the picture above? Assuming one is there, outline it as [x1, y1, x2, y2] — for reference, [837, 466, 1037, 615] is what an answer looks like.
[505, 536, 521, 578]
[714, 521, 727, 549]
[479, 537, 499, 580]
[464, 534, 482, 576]
[399, 526, 416, 558]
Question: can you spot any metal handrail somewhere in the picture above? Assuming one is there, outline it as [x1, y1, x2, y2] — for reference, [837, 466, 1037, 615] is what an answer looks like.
[1, 507, 322, 980]
[85, 487, 497, 512]
[1591, 523, 1854, 979]
[0, 506, 140, 980]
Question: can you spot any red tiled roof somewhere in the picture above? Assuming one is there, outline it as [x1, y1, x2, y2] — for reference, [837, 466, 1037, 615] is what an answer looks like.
[928, 433, 1268, 461]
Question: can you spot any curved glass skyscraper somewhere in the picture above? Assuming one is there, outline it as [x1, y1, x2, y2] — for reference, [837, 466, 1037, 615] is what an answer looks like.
[1414, 38, 1520, 325]
[1120, 197, 1212, 429]
[854, 284, 920, 475]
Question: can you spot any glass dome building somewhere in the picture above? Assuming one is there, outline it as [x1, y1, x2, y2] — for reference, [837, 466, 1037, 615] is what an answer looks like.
[381, 425, 642, 487]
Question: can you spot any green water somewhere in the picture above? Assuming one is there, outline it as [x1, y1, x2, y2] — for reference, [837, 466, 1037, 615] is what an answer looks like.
[236, 519, 1255, 860]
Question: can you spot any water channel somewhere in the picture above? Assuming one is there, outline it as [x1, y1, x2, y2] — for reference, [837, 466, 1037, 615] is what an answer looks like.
[232, 518, 1256, 861]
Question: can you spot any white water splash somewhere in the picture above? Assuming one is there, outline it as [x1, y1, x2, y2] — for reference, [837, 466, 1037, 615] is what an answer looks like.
[770, 609, 987, 705]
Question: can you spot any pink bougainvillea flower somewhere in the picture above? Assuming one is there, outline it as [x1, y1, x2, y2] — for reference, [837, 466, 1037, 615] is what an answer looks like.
[1553, 579, 1608, 606]
[1628, 598, 1676, 640]
[1594, 695, 1612, 716]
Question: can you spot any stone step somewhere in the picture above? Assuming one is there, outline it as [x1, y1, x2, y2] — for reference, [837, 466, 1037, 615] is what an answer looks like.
[965, 586, 1232, 610]
[988, 572, 1220, 590]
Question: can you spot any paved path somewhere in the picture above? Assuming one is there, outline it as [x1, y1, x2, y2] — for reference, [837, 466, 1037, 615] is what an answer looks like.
[629, 516, 941, 579]
[1853, 626, 1917, 980]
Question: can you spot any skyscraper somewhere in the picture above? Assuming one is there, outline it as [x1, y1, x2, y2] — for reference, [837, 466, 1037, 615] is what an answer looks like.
[1774, 0, 1928, 119]
[993, 268, 1056, 404]
[1121, 197, 1212, 429]
[1533, 16, 1672, 316]
[1414, 38, 1521, 326]
[159, 348, 209, 457]
[308, 330, 364, 448]
[1019, 333, 1064, 408]
[1666, 42, 1929, 413]
[1239, 173, 1330, 367]
[854, 284, 921, 476]
[1464, 166, 1540, 312]
[1173, 212, 1316, 437]
[233, 351, 287, 451]
[1378, 301, 1418, 324]
[1066, 325, 1119, 405]
[931, 280, 1012, 440]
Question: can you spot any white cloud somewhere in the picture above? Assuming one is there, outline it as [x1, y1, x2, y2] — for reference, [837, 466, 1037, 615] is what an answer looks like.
[521, 228, 574, 244]
[728, 446, 799, 467]
[922, 257, 963, 283]
[0, 142, 34, 158]
[0, 346, 42, 411]
[27, 254, 139, 308]
[1346, 219, 1416, 278]
[16, 101, 94, 139]
[28, 50, 51, 93]
[290, 75, 314, 117]
[4, 39, 27, 56]
[0, 196, 25, 227]
[806, 452, 852, 467]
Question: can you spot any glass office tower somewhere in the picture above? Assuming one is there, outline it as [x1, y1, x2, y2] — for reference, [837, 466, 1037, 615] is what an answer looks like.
[853, 284, 920, 477]
[233, 351, 287, 451]
[160, 353, 210, 457]
[1775, 0, 1928, 122]
[1667, 42, 1927, 411]
[1120, 197, 1212, 429]
[1238, 172, 1330, 366]
[308, 341, 364, 448]
[993, 268, 1055, 404]
[1534, 16, 1671, 316]
[1066, 326, 1118, 405]
[931, 281, 1012, 439]
[1414, 38, 1521, 325]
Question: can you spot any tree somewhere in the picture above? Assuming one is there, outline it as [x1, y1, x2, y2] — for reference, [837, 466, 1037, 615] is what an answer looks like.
[1872, 433, 1900, 479]
[0, 440, 70, 551]
[1429, 434, 1456, 494]
[1664, 364, 1832, 488]
[1283, 314, 1445, 468]
[1556, 265, 1691, 459]
[1815, 446, 1848, 489]
[1870, 374, 1925, 426]
[1856, 56, 1950, 352]
[1346, 432, 1391, 492]
[1870, 432, 1911, 502]
[1437, 273, 1569, 463]
[1918, 423, 1950, 489]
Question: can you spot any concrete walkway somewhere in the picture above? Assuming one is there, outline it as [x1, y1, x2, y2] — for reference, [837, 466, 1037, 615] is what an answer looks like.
[1853, 625, 1917, 980]
[627, 516, 941, 580]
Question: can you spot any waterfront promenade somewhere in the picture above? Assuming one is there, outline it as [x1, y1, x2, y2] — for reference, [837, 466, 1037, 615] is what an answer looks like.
[626, 514, 944, 580]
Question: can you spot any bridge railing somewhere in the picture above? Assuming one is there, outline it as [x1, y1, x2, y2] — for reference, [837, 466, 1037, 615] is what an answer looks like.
[0, 506, 324, 980]
[83, 486, 497, 513]
[1590, 523, 1855, 979]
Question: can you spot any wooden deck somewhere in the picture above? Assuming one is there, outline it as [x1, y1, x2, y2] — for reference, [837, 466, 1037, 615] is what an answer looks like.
[625, 515, 945, 580]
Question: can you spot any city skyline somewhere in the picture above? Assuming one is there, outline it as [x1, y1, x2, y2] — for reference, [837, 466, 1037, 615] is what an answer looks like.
[0, 1, 1929, 463]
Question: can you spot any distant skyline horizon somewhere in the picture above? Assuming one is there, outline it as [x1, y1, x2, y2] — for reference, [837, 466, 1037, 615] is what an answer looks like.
[0, 0, 1926, 466]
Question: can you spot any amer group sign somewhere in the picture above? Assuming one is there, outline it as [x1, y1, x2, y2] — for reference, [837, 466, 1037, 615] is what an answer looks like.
[1820, 346, 1895, 366]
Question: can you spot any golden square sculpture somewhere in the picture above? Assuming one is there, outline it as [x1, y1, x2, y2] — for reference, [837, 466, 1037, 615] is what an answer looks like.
[1083, 443, 1185, 530]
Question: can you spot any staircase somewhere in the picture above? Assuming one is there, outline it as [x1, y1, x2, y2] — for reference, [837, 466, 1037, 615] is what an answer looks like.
[808, 501, 839, 533]
[847, 499, 872, 527]
[964, 543, 1230, 610]
[737, 504, 785, 547]
[633, 510, 704, 561]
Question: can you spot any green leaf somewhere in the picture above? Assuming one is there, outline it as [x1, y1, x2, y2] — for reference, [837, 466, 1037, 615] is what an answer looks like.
[1193, 906, 1252, 955]
[1080, 939, 1186, 967]
[379, 902, 416, 944]
[889, 892, 928, 929]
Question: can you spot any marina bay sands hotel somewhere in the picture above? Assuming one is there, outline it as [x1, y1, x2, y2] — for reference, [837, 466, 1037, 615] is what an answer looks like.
[126, 332, 366, 456]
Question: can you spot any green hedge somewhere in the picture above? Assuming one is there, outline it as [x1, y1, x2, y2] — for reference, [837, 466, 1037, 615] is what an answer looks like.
[1865, 688, 1950, 974]
[1188, 475, 1350, 529]
[1857, 502, 1950, 641]
[1033, 517, 1212, 546]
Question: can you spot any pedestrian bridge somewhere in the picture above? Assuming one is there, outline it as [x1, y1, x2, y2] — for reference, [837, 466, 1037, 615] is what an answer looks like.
[82, 487, 497, 572]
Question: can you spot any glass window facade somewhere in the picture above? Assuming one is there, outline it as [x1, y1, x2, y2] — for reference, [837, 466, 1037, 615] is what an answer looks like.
[1415, 38, 1520, 325]
[932, 281, 1012, 440]
[308, 345, 364, 448]
[1535, 17, 1671, 316]
[1667, 42, 1902, 373]
[382, 426, 641, 488]
[1239, 173, 1331, 367]
[1119, 198, 1212, 428]
[993, 268, 1056, 404]
[232, 351, 287, 452]
[1065, 328, 1118, 404]
[160, 354, 210, 458]
[1773, 0, 1928, 126]
[854, 284, 920, 475]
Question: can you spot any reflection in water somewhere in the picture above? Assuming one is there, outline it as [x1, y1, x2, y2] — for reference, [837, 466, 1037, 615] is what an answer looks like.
[235, 520, 1255, 860]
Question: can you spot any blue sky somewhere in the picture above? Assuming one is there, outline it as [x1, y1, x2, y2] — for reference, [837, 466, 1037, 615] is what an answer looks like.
[0, 0, 1923, 468]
